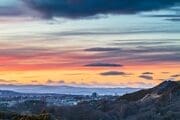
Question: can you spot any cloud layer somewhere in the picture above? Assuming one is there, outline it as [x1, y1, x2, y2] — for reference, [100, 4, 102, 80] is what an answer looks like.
[23, 0, 180, 18]
[0, 0, 179, 19]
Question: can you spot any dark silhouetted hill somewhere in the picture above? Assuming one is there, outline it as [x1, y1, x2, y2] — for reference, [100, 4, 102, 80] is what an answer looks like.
[53, 80, 180, 120]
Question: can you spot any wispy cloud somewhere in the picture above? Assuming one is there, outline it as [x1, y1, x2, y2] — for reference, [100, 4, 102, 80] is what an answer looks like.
[100, 71, 129, 76]
[143, 7, 180, 22]
[46, 79, 65, 84]
[170, 74, 180, 78]
[0, 79, 17, 83]
[162, 72, 170, 74]
[139, 75, 153, 80]
[0, 38, 180, 71]
[85, 47, 120, 52]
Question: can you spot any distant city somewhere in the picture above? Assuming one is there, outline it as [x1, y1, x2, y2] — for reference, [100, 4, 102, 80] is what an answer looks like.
[0, 86, 140, 107]
[0, 85, 140, 95]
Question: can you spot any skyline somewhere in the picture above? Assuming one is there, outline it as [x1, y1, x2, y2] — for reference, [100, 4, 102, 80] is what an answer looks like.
[0, 0, 180, 88]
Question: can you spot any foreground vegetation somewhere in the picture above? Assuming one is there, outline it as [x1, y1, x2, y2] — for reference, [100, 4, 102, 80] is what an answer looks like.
[0, 111, 51, 120]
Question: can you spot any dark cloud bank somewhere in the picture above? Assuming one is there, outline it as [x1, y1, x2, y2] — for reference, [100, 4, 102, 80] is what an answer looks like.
[142, 72, 154, 75]
[85, 47, 121, 52]
[85, 63, 123, 67]
[139, 75, 153, 80]
[23, 0, 180, 18]
[100, 71, 128, 76]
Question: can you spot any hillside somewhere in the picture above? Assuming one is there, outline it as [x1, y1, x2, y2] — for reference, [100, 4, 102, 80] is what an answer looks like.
[49, 80, 180, 120]
[118, 80, 179, 101]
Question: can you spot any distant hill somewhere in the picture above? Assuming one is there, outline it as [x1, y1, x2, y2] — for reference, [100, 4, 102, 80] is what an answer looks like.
[0, 85, 140, 95]
[0, 90, 20, 96]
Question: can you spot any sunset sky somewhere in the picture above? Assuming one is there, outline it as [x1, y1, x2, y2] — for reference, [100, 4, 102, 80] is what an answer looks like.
[0, 0, 180, 88]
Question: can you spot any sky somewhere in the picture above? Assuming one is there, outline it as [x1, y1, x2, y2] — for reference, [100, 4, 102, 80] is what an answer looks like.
[0, 0, 180, 88]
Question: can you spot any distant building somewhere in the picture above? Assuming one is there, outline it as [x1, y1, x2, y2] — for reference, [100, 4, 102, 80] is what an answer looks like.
[91, 92, 98, 98]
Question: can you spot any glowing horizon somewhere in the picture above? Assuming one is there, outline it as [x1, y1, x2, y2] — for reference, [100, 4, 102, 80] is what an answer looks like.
[0, 0, 180, 88]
